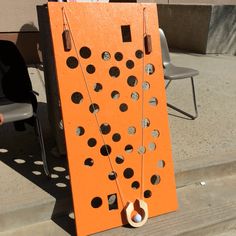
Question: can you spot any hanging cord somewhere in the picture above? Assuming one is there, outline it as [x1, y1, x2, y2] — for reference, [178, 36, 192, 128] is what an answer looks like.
[62, 7, 126, 208]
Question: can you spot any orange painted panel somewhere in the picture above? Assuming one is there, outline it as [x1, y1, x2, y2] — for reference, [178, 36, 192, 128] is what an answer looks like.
[48, 3, 177, 235]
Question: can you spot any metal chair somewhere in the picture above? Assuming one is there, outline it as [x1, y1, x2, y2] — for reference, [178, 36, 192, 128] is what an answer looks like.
[159, 28, 199, 120]
[0, 40, 50, 177]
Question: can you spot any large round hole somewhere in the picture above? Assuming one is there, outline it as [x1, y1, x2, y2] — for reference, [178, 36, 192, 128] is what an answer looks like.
[86, 64, 96, 74]
[126, 60, 134, 69]
[109, 66, 120, 78]
[119, 103, 128, 112]
[88, 138, 97, 147]
[100, 123, 111, 135]
[145, 63, 155, 75]
[114, 52, 123, 61]
[112, 133, 121, 142]
[80, 47, 91, 59]
[131, 181, 140, 189]
[91, 197, 102, 208]
[108, 171, 117, 180]
[151, 175, 161, 185]
[76, 126, 85, 136]
[84, 158, 94, 167]
[102, 51, 111, 61]
[111, 90, 120, 99]
[71, 92, 83, 104]
[89, 103, 99, 114]
[127, 76, 138, 87]
[66, 56, 78, 69]
[94, 83, 103, 92]
[144, 190, 152, 198]
[123, 168, 134, 179]
[100, 145, 112, 156]
[135, 50, 144, 59]
[125, 144, 133, 153]
[115, 155, 124, 164]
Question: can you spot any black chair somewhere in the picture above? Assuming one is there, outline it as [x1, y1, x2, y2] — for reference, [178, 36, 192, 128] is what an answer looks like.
[0, 40, 50, 177]
[159, 28, 199, 120]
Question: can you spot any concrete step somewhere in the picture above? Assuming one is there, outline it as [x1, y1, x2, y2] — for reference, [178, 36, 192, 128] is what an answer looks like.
[0, 220, 69, 236]
[94, 174, 236, 236]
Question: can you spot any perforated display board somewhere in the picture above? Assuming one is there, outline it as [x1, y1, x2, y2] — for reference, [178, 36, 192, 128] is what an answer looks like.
[48, 2, 177, 235]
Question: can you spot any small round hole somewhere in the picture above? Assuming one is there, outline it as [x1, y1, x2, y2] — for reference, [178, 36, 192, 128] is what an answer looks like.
[144, 190, 152, 198]
[128, 126, 136, 135]
[94, 83, 103, 92]
[34, 161, 43, 166]
[91, 197, 102, 208]
[135, 50, 144, 59]
[131, 181, 140, 189]
[32, 171, 42, 176]
[71, 92, 83, 104]
[88, 138, 97, 147]
[119, 103, 128, 112]
[84, 158, 94, 167]
[145, 63, 155, 75]
[56, 183, 67, 188]
[115, 155, 124, 164]
[151, 175, 161, 185]
[111, 91, 120, 99]
[86, 64, 96, 74]
[76, 126, 85, 136]
[100, 123, 111, 135]
[142, 118, 150, 128]
[109, 67, 120, 78]
[114, 52, 123, 61]
[124, 168, 134, 179]
[149, 97, 158, 106]
[125, 145, 133, 153]
[138, 146, 146, 155]
[108, 171, 117, 180]
[14, 159, 26, 164]
[131, 92, 139, 101]
[100, 145, 112, 156]
[148, 142, 156, 151]
[80, 47, 91, 59]
[142, 81, 150, 90]
[66, 56, 78, 69]
[126, 60, 134, 69]
[89, 103, 99, 114]
[53, 167, 66, 172]
[102, 51, 111, 61]
[152, 129, 160, 138]
[127, 76, 138, 87]
[112, 133, 121, 142]
[158, 160, 165, 168]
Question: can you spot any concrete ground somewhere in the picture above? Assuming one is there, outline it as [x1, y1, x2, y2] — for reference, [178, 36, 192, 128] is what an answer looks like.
[0, 53, 236, 235]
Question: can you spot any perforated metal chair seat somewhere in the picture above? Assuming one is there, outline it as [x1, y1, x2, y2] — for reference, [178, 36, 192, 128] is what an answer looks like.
[164, 64, 199, 80]
[0, 100, 33, 124]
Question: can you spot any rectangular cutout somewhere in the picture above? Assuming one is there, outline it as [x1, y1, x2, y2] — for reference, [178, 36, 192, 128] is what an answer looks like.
[121, 25, 132, 42]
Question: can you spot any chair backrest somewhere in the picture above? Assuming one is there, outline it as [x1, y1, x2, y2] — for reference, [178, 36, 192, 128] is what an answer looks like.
[159, 28, 171, 67]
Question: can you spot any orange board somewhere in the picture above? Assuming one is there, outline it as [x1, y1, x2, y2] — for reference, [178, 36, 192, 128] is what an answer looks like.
[48, 2, 177, 235]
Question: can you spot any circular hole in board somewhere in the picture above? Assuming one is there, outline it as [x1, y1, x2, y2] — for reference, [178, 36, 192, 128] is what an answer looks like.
[100, 145, 112, 156]
[108, 171, 117, 180]
[115, 155, 124, 164]
[119, 103, 128, 112]
[76, 126, 85, 136]
[14, 159, 26, 164]
[91, 197, 103, 208]
[109, 66, 120, 78]
[149, 97, 158, 107]
[71, 92, 83, 104]
[131, 92, 139, 101]
[126, 60, 135, 69]
[94, 83, 103, 92]
[145, 63, 155, 75]
[131, 181, 140, 189]
[56, 183, 67, 188]
[142, 81, 150, 90]
[144, 190, 152, 198]
[100, 123, 111, 135]
[89, 103, 99, 114]
[66, 56, 78, 69]
[135, 50, 144, 59]
[151, 175, 161, 185]
[80, 46, 91, 59]
[152, 129, 160, 138]
[53, 166, 66, 172]
[34, 161, 43, 166]
[111, 90, 120, 100]
[102, 51, 111, 61]
[148, 142, 156, 151]
[125, 145, 133, 153]
[138, 146, 146, 155]
[112, 133, 121, 142]
[84, 158, 94, 167]
[86, 64, 96, 74]
[158, 160, 165, 168]
[88, 138, 97, 147]
[141, 118, 150, 128]
[127, 76, 138, 87]
[114, 52, 123, 61]
[128, 126, 136, 135]
[124, 168, 134, 179]
[32, 171, 42, 176]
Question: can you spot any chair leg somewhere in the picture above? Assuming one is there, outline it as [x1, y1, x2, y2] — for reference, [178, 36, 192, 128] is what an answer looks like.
[34, 114, 50, 177]
[166, 77, 198, 120]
